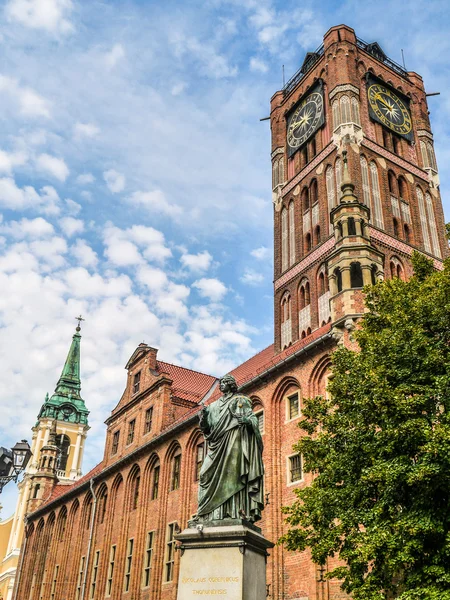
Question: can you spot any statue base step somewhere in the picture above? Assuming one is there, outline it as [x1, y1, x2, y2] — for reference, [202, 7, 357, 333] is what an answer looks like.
[176, 523, 274, 600]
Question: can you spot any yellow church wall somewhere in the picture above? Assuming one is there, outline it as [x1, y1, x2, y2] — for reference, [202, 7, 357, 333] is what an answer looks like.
[0, 516, 14, 600]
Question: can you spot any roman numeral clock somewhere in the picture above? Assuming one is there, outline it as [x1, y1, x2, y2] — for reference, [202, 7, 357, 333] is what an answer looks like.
[286, 82, 325, 157]
[366, 75, 413, 140]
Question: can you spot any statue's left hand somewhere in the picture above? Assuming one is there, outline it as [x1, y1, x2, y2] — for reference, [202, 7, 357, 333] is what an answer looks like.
[236, 415, 250, 426]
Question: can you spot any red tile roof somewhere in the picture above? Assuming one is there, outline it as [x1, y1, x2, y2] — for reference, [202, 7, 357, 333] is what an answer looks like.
[44, 461, 105, 504]
[156, 360, 217, 403]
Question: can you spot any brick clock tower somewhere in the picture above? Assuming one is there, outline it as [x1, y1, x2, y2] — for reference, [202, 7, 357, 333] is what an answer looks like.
[271, 24, 447, 353]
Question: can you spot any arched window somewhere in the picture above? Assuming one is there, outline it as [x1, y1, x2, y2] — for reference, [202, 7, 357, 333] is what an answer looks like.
[280, 294, 292, 348]
[351, 97, 360, 124]
[350, 262, 363, 288]
[340, 95, 351, 123]
[302, 187, 309, 213]
[298, 280, 311, 338]
[281, 207, 288, 272]
[326, 165, 336, 214]
[57, 507, 67, 542]
[335, 158, 342, 199]
[98, 485, 108, 524]
[347, 217, 356, 236]
[272, 161, 279, 189]
[289, 201, 295, 266]
[425, 192, 441, 257]
[371, 264, 378, 285]
[420, 140, 428, 168]
[416, 187, 432, 253]
[427, 142, 437, 171]
[369, 161, 384, 228]
[360, 155, 371, 209]
[314, 225, 321, 245]
[390, 257, 404, 280]
[393, 218, 399, 237]
[278, 157, 285, 184]
[332, 99, 340, 128]
[171, 449, 181, 491]
[317, 266, 330, 325]
[55, 434, 71, 472]
[130, 469, 140, 510]
[334, 268, 342, 292]
[298, 279, 310, 310]
[388, 171, 397, 195]
[151, 460, 160, 500]
[310, 179, 318, 205]
[404, 223, 411, 243]
[398, 177, 408, 201]
[195, 441, 206, 481]
[392, 135, 400, 155]
[305, 233, 312, 253]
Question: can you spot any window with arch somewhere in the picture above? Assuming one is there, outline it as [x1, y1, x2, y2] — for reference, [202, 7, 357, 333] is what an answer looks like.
[298, 279, 311, 338]
[334, 267, 343, 292]
[369, 161, 384, 228]
[57, 508, 67, 542]
[332, 95, 360, 128]
[360, 155, 371, 209]
[350, 262, 363, 288]
[335, 157, 342, 199]
[55, 434, 71, 472]
[151, 460, 160, 500]
[332, 99, 339, 128]
[390, 257, 404, 280]
[83, 496, 93, 530]
[317, 266, 330, 325]
[272, 156, 285, 189]
[420, 140, 438, 171]
[253, 406, 264, 434]
[289, 201, 295, 266]
[347, 217, 356, 236]
[416, 186, 432, 253]
[171, 449, 181, 491]
[98, 485, 108, 524]
[340, 95, 351, 123]
[280, 294, 292, 349]
[281, 206, 288, 271]
[351, 96, 360, 124]
[131, 471, 140, 510]
[425, 192, 441, 257]
[326, 165, 336, 215]
[371, 264, 378, 285]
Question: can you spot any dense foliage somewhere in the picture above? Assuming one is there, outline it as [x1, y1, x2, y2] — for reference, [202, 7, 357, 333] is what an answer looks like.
[282, 252, 450, 600]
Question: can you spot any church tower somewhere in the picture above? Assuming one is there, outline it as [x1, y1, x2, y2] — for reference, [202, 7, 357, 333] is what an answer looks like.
[270, 24, 447, 353]
[0, 321, 89, 600]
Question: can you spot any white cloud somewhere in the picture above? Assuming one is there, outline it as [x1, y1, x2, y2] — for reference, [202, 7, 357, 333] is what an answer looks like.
[180, 250, 213, 272]
[250, 246, 270, 260]
[104, 44, 125, 69]
[0, 178, 60, 214]
[193, 277, 227, 302]
[103, 169, 125, 194]
[0, 150, 27, 174]
[169, 32, 238, 79]
[0, 217, 54, 239]
[71, 239, 98, 268]
[240, 269, 264, 285]
[65, 199, 81, 215]
[63, 267, 131, 298]
[0, 75, 50, 118]
[103, 224, 172, 267]
[171, 82, 187, 96]
[59, 217, 84, 237]
[36, 154, 69, 182]
[76, 173, 95, 185]
[74, 123, 100, 139]
[127, 189, 182, 217]
[249, 57, 268, 73]
[5, 0, 74, 33]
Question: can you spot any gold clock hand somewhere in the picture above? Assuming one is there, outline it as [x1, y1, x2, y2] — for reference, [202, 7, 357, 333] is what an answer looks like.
[374, 93, 392, 110]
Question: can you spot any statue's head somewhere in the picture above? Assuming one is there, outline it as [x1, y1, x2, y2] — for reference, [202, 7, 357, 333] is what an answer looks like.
[219, 374, 238, 393]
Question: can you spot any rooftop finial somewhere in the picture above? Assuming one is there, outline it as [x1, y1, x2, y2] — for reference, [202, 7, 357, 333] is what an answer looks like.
[75, 315, 85, 332]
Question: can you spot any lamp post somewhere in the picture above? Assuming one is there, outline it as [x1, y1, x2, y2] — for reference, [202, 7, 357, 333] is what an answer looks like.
[0, 440, 32, 493]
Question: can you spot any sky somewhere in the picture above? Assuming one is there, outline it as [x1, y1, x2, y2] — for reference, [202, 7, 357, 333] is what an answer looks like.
[0, 0, 449, 516]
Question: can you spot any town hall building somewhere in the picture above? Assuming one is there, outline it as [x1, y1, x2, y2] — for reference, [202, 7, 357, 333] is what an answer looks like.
[7, 24, 448, 600]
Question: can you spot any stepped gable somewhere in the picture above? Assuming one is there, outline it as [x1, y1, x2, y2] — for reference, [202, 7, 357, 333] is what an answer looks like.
[156, 360, 217, 403]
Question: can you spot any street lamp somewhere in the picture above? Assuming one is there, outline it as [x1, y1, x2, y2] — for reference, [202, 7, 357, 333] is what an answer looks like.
[0, 440, 31, 493]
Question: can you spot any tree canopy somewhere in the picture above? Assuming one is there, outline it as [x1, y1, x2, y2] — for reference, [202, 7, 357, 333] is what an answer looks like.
[282, 252, 450, 600]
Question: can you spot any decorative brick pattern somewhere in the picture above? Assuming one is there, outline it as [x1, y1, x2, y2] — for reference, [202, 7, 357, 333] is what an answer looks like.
[275, 237, 335, 291]
[362, 138, 428, 181]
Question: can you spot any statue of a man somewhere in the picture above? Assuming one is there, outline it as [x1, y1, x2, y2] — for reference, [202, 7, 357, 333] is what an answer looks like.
[197, 374, 264, 523]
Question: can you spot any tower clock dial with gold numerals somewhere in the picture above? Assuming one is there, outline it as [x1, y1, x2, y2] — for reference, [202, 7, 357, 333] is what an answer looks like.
[367, 83, 412, 137]
[287, 90, 324, 156]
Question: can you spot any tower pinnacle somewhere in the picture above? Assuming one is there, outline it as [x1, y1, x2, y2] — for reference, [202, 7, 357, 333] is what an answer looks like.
[36, 322, 89, 425]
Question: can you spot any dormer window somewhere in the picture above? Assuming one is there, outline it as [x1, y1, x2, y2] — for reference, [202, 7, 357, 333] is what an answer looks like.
[133, 371, 141, 394]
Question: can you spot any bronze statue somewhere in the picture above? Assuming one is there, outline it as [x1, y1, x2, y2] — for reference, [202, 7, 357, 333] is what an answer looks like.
[196, 374, 264, 523]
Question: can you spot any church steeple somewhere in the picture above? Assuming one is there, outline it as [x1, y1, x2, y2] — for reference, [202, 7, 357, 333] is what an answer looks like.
[37, 317, 89, 426]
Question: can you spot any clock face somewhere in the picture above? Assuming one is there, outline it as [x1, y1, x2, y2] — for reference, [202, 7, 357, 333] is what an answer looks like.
[287, 91, 324, 153]
[367, 83, 412, 136]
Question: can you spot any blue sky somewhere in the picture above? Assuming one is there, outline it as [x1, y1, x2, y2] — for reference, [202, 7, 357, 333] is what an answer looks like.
[0, 0, 449, 516]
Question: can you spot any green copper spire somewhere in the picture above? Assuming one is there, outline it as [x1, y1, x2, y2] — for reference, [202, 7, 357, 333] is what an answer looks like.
[37, 317, 89, 426]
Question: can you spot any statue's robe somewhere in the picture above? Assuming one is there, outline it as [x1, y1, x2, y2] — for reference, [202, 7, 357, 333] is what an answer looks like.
[198, 393, 264, 522]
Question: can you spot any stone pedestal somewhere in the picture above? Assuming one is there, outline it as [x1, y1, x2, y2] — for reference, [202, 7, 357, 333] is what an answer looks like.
[176, 520, 274, 600]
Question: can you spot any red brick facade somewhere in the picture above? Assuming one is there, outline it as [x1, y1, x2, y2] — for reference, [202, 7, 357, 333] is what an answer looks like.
[15, 24, 447, 600]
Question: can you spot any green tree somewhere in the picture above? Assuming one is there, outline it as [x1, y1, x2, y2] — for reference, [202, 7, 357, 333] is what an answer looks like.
[282, 252, 450, 600]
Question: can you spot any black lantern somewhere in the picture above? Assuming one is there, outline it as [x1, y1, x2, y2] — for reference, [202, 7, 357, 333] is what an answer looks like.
[11, 440, 32, 475]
